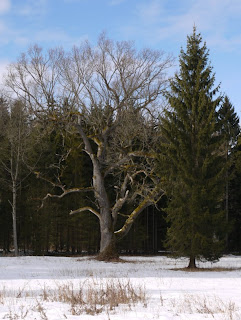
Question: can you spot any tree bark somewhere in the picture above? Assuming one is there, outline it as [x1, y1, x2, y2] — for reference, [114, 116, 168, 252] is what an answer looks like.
[12, 180, 18, 257]
[188, 256, 196, 268]
[97, 209, 118, 261]
[225, 143, 229, 251]
[76, 122, 119, 261]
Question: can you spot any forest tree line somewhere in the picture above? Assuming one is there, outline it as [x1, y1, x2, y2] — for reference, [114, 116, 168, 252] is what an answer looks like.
[0, 28, 240, 266]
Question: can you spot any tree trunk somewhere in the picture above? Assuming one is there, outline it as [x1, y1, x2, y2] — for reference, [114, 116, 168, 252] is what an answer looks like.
[12, 181, 19, 257]
[225, 144, 229, 251]
[188, 256, 196, 268]
[97, 209, 118, 261]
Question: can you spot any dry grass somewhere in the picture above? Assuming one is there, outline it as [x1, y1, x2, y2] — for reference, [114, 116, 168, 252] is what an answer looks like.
[32, 300, 48, 320]
[3, 303, 29, 320]
[0, 279, 147, 317]
[1, 282, 240, 319]
[168, 294, 240, 320]
[0, 287, 5, 304]
[44, 279, 147, 315]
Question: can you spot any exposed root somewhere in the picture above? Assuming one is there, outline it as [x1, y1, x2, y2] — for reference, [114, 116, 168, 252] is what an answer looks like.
[96, 240, 119, 262]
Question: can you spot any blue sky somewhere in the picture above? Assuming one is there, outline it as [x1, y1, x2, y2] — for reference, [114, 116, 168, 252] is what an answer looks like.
[0, 0, 240, 117]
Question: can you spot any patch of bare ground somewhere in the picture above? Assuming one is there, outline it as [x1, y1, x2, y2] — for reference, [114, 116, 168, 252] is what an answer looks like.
[77, 256, 127, 263]
[172, 267, 241, 272]
[83, 256, 152, 263]
[95, 256, 126, 263]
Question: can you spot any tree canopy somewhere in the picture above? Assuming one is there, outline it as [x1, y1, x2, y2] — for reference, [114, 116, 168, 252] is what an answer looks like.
[159, 27, 226, 268]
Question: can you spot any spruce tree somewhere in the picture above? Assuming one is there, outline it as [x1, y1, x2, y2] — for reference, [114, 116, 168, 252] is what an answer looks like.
[219, 96, 240, 152]
[228, 135, 241, 251]
[159, 27, 226, 268]
[218, 96, 240, 250]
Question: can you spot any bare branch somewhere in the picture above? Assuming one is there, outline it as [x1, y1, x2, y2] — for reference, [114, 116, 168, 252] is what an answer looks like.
[111, 189, 129, 222]
[40, 186, 94, 209]
[104, 156, 130, 177]
[128, 151, 157, 158]
[4, 35, 172, 257]
[115, 187, 165, 239]
[70, 206, 100, 219]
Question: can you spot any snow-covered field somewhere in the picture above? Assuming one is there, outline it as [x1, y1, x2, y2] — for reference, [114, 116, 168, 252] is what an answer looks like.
[0, 255, 241, 319]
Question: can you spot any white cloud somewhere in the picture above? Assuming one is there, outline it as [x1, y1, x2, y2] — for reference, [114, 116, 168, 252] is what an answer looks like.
[14, 36, 29, 46]
[136, 0, 165, 24]
[0, 0, 10, 14]
[17, 0, 47, 17]
[168, 0, 241, 51]
[0, 60, 10, 87]
[0, 22, 30, 48]
[206, 33, 241, 52]
[120, 0, 241, 52]
[34, 29, 88, 48]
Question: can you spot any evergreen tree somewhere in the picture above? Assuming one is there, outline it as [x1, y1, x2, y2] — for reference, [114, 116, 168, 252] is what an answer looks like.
[218, 96, 240, 250]
[228, 134, 241, 251]
[159, 27, 226, 268]
[219, 96, 240, 150]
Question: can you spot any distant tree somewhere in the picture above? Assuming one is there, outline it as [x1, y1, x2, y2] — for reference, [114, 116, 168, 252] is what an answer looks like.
[219, 96, 240, 151]
[218, 96, 240, 249]
[5, 36, 172, 260]
[228, 134, 241, 251]
[0, 98, 12, 252]
[159, 27, 226, 268]
[0, 99, 32, 256]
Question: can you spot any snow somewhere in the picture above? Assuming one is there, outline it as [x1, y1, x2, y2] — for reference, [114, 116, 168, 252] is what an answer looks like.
[0, 255, 241, 319]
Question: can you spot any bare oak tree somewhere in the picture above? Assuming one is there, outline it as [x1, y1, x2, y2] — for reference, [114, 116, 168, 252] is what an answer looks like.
[5, 35, 172, 260]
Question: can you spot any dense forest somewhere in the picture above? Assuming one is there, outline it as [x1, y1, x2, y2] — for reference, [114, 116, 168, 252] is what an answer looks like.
[0, 28, 240, 266]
